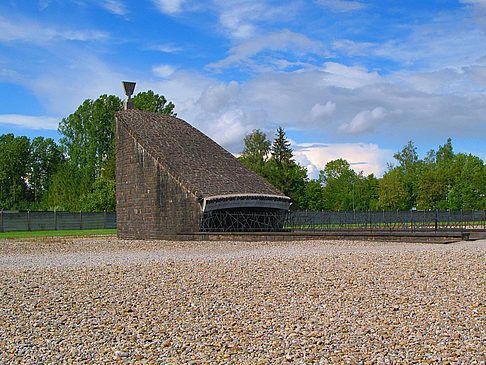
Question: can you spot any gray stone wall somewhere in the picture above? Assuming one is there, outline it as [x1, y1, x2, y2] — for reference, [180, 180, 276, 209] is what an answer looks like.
[115, 119, 201, 239]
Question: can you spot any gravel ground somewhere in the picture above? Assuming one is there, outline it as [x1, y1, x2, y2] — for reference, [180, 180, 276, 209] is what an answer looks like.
[0, 237, 485, 364]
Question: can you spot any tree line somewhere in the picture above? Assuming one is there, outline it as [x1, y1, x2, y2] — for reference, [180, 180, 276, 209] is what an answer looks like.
[1, 91, 485, 211]
[239, 131, 486, 211]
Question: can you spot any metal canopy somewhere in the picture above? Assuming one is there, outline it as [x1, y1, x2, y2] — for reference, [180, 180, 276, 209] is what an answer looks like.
[202, 194, 290, 212]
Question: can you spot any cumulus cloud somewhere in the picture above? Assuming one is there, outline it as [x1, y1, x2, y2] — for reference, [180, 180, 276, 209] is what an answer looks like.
[401, 64, 486, 94]
[306, 102, 336, 125]
[197, 81, 240, 113]
[293, 142, 394, 178]
[320, 62, 381, 88]
[338, 107, 386, 135]
[0, 114, 59, 130]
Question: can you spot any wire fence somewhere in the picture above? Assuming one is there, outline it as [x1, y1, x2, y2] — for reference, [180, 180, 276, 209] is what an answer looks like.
[0, 211, 116, 232]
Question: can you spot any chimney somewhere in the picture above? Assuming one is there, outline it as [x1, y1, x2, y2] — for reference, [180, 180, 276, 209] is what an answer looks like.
[122, 81, 136, 110]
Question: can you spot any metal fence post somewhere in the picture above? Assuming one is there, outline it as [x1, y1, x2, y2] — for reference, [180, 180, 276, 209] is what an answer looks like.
[368, 209, 371, 232]
[104, 210, 106, 229]
[54, 209, 57, 230]
[435, 209, 438, 232]
[1, 211, 3, 233]
[80, 211, 83, 230]
[410, 210, 413, 232]
[28, 210, 31, 231]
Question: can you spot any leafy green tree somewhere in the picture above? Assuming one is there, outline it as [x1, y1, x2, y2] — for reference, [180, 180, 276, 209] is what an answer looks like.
[239, 129, 271, 176]
[360, 173, 380, 211]
[133, 90, 176, 116]
[29, 137, 64, 205]
[45, 163, 92, 211]
[79, 177, 116, 211]
[377, 168, 409, 210]
[0, 134, 31, 209]
[392, 140, 421, 209]
[299, 180, 326, 210]
[448, 153, 486, 209]
[319, 159, 357, 210]
[58, 94, 122, 181]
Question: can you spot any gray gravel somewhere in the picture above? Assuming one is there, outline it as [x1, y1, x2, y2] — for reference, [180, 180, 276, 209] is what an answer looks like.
[0, 237, 485, 364]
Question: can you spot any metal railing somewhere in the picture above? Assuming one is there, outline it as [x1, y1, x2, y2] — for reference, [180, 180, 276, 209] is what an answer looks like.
[2, 210, 484, 234]
[289, 210, 486, 232]
[0, 211, 116, 232]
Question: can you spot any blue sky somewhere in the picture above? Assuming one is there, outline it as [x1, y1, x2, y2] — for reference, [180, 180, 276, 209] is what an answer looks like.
[1, 0, 486, 178]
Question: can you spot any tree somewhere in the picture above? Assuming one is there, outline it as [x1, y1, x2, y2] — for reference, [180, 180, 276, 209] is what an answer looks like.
[0, 134, 31, 209]
[239, 129, 271, 175]
[379, 141, 422, 210]
[319, 159, 357, 210]
[54, 90, 176, 211]
[271, 127, 293, 167]
[300, 180, 326, 210]
[79, 177, 116, 211]
[265, 128, 308, 202]
[45, 163, 92, 211]
[29, 137, 64, 205]
[377, 168, 410, 210]
[58, 94, 122, 181]
[133, 90, 176, 116]
[447, 153, 486, 209]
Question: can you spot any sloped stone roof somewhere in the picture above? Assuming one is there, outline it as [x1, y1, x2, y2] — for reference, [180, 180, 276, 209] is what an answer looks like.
[115, 109, 286, 199]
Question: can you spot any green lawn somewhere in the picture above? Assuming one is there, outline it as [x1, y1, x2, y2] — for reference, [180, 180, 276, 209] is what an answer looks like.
[0, 229, 116, 239]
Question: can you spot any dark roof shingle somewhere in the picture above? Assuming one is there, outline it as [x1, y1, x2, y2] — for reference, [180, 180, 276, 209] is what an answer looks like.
[116, 109, 285, 199]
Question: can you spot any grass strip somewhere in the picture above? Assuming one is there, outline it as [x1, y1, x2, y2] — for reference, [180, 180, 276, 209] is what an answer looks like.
[0, 229, 116, 239]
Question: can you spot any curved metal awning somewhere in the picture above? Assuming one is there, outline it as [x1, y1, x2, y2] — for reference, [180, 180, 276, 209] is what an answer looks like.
[202, 194, 291, 212]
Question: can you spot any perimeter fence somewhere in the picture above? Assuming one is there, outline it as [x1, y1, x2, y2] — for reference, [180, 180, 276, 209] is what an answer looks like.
[289, 210, 486, 232]
[0, 211, 116, 232]
[1, 210, 485, 233]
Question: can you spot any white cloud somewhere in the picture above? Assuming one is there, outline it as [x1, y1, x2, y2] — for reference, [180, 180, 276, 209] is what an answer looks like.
[316, 0, 366, 12]
[321, 62, 381, 89]
[401, 64, 486, 94]
[207, 30, 324, 70]
[101, 0, 128, 15]
[333, 39, 374, 56]
[293, 142, 394, 178]
[197, 81, 240, 113]
[152, 64, 177, 78]
[338, 107, 386, 135]
[308, 102, 336, 123]
[0, 15, 108, 44]
[0, 114, 59, 130]
[212, 0, 299, 40]
[372, 18, 486, 71]
[152, 0, 186, 14]
[24, 53, 124, 116]
[148, 44, 182, 53]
